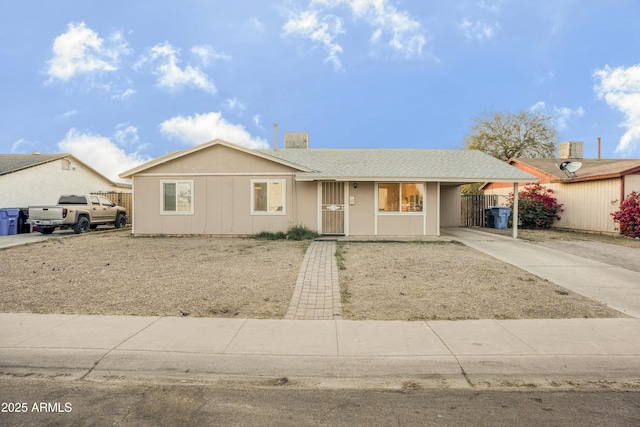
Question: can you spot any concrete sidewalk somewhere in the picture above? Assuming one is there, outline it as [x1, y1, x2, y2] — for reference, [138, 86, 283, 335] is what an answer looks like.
[442, 227, 640, 319]
[1, 313, 639, 387]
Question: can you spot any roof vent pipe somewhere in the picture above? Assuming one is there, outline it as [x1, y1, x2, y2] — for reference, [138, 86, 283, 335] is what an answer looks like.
[598, 137, 601, 160]
[273, 123, 278, 151]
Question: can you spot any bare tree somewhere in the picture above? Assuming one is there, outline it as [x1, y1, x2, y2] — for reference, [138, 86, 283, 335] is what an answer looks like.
[464, 111, 558, 161]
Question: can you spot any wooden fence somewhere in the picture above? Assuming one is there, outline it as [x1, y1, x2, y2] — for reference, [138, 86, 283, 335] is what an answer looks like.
[461, 194, 498, 227]
[93, 191, 133, 225]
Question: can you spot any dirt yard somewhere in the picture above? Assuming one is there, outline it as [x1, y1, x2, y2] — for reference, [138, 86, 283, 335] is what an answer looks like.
[0, 230, 308, 318]
[337, 241, 624, 321]
[0, 228, 627, 320]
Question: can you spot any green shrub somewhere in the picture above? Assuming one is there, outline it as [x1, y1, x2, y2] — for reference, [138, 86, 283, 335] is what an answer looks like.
[285, 225, 320, 240]
[255, 225, 319, 241]
[255, 231, 287, 240]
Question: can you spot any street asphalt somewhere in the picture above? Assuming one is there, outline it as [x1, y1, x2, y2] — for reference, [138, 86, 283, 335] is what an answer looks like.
[1, 227, 639, 388]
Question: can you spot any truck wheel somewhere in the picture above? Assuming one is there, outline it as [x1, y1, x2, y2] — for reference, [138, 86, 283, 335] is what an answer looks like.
[39, 227, 55, 235]
[114, 213, 126, 228]
[74, 217, 90, 234]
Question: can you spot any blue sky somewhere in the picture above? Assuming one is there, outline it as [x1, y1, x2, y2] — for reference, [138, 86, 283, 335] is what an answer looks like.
[2, 0, 640, 182]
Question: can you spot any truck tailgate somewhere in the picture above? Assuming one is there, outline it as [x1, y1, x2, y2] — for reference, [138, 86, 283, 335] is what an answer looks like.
[28, 206, 65, 221]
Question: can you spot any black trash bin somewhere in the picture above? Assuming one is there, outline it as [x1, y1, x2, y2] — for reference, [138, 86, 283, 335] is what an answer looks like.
[18, 208, 31, 233]
[484, 208, 494, 228]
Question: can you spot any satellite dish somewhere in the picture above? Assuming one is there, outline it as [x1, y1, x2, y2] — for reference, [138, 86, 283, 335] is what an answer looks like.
[557, 161, 582, 178]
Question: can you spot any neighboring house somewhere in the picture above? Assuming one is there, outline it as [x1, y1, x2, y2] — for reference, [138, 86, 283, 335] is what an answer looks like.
[482, 142, 640, 234]
[0, 153, 131, 208]
[119, 137, 536, 237]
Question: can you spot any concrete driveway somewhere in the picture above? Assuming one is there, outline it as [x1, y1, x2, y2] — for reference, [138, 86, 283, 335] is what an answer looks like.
[442, 227, 640, 319]
[0, 227, 120, 250]
[538, 239, 640, 274]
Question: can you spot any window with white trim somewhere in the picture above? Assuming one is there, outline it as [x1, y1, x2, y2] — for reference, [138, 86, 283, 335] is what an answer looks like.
[161, 180, 193, 214]
[251, 179, 286, 215]
[378, 183, 424, 213]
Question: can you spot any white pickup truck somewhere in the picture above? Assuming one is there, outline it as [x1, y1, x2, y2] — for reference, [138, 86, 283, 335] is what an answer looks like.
[28, 195, 128, 234]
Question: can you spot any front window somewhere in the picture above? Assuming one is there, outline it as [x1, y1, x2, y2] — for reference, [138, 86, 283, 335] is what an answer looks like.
[162, 180, 193, 214]
[251, 180, 286, 215]
[378, 183, 424, 213]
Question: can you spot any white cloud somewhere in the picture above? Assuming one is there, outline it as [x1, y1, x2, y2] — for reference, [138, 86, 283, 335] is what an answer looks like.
[113, 123, 141, 147]
[553, 106, 585, 131]
[58, 128, 149, 182]
[159, 112, 269, 149]
[60, 110, 78, 119]
[351, 0, 426, 57]
[113, 87, 136, 100]
[253, 114, 265, 130]
[594, 64, 640, 154]
[459, 18, 497, 41]
[10, 138, 43, 154]
[135, 42, 217, 94]
[282, 0, 427, 70]
[476, 0, 504, 13]
[224, 97, 247, 113]
[529, 101, 585, 131]
[283, 9, 345, 71]
[190, 44, 231, 66]
[529, 101, 546, 112]
[245, 17, 266, 33]
[46, 22, 130, 82]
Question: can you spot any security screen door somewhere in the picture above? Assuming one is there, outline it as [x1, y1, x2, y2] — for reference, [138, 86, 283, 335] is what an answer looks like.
[321, 181, 345, 235]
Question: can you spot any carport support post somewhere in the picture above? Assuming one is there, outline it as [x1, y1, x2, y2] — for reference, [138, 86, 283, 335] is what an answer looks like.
[513, 182, 518, 239]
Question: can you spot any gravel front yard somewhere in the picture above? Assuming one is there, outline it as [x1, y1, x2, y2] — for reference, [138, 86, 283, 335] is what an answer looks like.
[0, 229, 626, 320]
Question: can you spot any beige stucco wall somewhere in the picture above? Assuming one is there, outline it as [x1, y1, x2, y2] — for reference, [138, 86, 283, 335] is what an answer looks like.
[292, 180, 317, 230]
[131, 144, 466, 236]
[440, 185, 461, 227]
[348, 181, 375, 235]
[131, 145, 301, 235]
[133, 174, 300, 235]
[425, 182, 439, 235]
[1, 158, 125, 208]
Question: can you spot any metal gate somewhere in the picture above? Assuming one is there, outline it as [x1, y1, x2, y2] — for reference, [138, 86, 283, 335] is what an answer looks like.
[321, 182, 345, 235]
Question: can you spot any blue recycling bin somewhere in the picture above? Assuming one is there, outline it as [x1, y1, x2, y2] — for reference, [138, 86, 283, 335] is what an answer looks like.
[0, 209, 10, 235]
[490, 206, 511, 230]
[0, 209, 20, 235]
[7, 208, 18, 234]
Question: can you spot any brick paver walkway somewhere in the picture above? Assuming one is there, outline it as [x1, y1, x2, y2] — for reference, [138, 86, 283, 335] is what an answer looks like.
[285, 241, 342, 320]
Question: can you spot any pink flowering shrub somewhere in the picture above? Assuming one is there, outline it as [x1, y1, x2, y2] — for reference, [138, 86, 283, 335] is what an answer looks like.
[611, 191, 640, 238]
[507, 184, 563, 229]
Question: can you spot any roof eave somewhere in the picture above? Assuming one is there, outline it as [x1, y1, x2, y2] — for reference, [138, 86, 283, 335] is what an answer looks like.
[295, 175, 538, 183]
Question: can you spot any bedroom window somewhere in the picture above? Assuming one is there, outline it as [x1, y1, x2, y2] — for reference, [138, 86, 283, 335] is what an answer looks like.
[251, 179, 286, 215]
[378, 183, 424, 213]
[161, 180, 193, 214]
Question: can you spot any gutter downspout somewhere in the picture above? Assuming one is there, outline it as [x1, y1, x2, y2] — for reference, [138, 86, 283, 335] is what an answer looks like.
[513, 182, 519, 239]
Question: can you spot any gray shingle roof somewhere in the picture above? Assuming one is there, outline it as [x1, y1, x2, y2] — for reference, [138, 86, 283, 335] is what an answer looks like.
[0, 154, 67, 176]
[258, 148, 536, 182]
